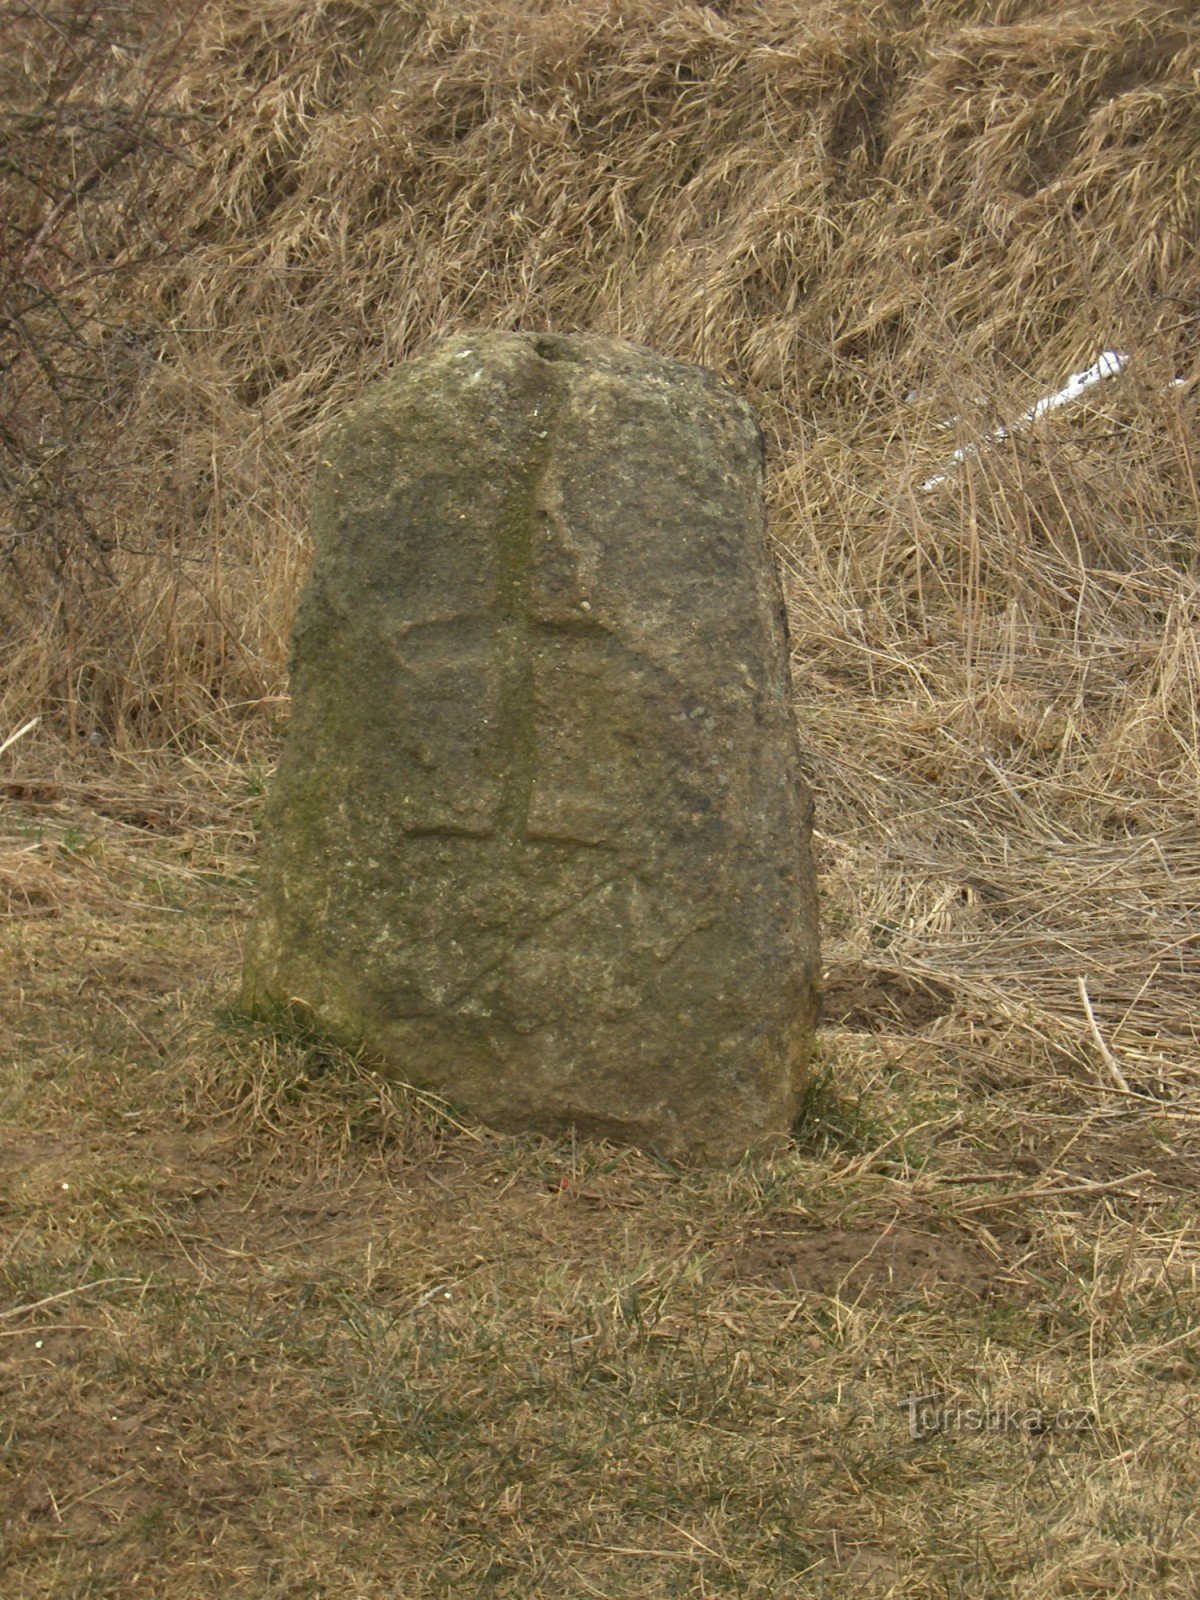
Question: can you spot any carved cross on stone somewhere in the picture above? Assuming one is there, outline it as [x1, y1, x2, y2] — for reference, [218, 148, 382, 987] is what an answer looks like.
[385, 467, 638, 849]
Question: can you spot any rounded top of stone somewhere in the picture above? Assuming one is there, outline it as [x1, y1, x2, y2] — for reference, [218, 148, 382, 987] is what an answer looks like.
[400, 328, 758, 419]
[437, 324, 731, 371]
[315, 330, 765, 491]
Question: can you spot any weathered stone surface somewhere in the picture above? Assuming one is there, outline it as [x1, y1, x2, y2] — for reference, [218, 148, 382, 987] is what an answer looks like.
[242, 330, 819, 1161]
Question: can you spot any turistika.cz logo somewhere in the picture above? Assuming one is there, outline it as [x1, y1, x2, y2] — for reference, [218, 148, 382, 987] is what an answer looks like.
[898, 1393, 1096, 1441]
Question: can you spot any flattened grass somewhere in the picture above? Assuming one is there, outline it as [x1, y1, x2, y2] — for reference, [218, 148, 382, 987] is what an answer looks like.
[2, 749, 1199, 1596]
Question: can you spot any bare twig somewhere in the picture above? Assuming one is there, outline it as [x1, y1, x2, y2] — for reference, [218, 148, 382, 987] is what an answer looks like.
[0, 1276, 140, 1322]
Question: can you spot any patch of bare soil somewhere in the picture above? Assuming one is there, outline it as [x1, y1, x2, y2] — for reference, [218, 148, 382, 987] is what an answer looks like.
[722, 1215, 999, 1302]
[988, 1111, 1200, 1197]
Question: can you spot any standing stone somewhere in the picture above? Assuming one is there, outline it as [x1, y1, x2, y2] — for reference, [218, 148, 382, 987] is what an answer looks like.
[242, 331, 819, 1162]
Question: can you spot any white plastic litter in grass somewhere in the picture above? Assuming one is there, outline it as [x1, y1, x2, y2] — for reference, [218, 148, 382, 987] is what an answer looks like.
[0, 716, 39, 759]
[920, 350, 1129, 491]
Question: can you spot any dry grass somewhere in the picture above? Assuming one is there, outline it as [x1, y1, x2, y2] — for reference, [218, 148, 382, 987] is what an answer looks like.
[3, 0, 1200, 1593]
[3, 753, 1199, 1596]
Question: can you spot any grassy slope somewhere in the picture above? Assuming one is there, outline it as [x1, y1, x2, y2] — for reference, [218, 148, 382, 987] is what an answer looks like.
[2, 1, 1200, 1593]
